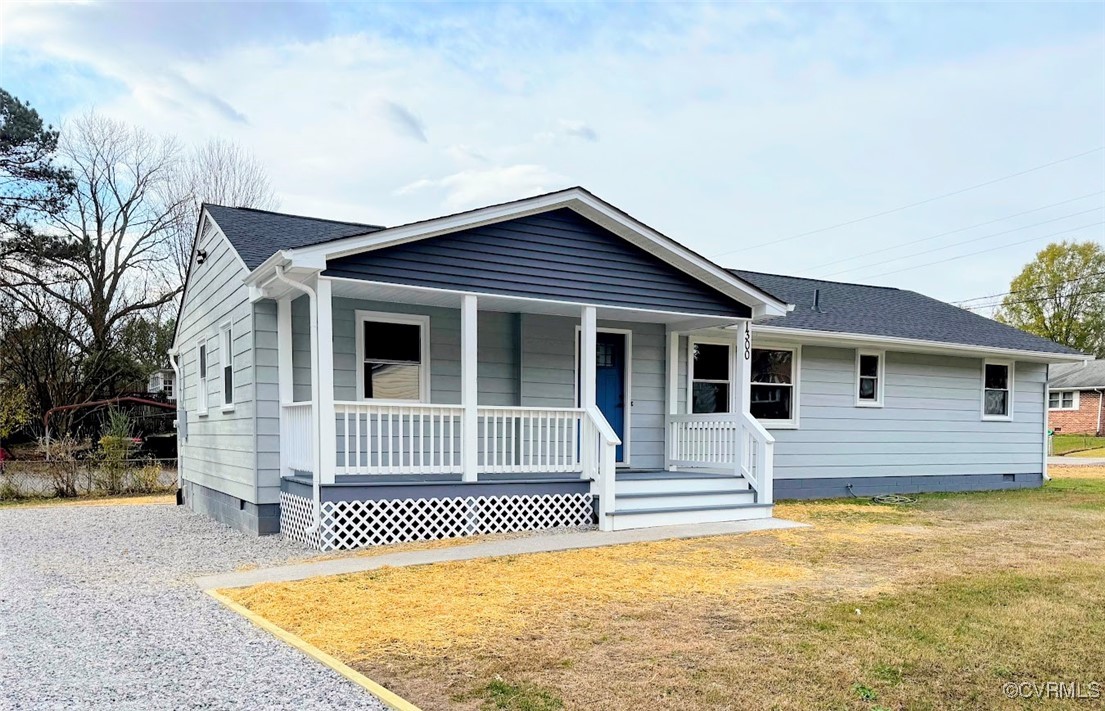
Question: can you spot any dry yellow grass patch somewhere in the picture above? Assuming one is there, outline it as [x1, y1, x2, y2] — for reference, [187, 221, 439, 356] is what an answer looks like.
[1, 493, 175, 509]
[224, 470, 1105, 710]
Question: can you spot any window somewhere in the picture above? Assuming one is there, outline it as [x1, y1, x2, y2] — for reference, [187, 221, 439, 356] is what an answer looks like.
[1049, 390, 1078, 411]
[855, 350, 884, 407]
[197, 340, 208, 415]
[751, 347, 798, 426]
[164, 377, 174, 399]
[690, 341, 732, 413]
[356, 311, 429, 401]
[221, 323, 234, 409]
[982, 360, 1013, 420]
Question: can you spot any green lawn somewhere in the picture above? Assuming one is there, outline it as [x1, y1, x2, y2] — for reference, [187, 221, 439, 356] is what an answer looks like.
[1051, 434, 1105, 455]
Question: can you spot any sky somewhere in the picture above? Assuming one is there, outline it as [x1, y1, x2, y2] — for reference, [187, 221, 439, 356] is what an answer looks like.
[3, 1, 1104, 312]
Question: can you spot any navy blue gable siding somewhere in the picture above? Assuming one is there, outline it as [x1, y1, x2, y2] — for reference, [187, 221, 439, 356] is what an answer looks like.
[323, 209, 751, 317]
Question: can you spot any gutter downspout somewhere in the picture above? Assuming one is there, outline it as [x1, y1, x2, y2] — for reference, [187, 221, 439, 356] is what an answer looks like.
[1096, 389, 1104, 437]
[272, 265, 323, 532]
[167, 348, 184, 495]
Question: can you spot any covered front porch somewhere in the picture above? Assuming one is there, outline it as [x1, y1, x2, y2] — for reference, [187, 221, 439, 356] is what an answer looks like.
[260, 274, 774, 549]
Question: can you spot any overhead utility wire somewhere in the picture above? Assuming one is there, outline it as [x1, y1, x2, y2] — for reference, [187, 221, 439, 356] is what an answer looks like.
[867, 219, 1105, 279]
[952, 270, 1105, 306]
[820, 205, 1105, 278]
[810, 191, 1105, 274]
[962, 286, 1105, 312]
[712, 146, 1105, 259]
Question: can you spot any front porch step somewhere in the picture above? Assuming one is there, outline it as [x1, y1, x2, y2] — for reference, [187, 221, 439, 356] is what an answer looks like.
[605, 503, 774, 530]
[615, 474, 750, 495]
[616, 488, 756, 510]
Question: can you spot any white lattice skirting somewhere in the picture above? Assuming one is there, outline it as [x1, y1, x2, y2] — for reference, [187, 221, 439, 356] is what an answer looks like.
[279, 490, 594, 551]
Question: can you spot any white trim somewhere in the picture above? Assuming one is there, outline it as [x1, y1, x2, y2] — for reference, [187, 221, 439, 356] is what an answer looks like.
[280, 188, 788, 318]
[751, 324, 1089, 364]
[749, 342, 801, 430]
[353, 309, 432, 403]
[196, 337, 209, 417]
[573, 325, 633, 466]
[981, 359, 1015, 421]
[1047, 389, 1079, 411]
[461, 295, 478, 482]
[686, 334, 739, 416]
[854, 349, 885, 408]
[219, 321, 235, 412]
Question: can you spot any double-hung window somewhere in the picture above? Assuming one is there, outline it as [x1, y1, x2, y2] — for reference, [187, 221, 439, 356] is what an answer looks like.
[855, 350, 884, 407]
[982, 360, 1013, 420]
[197, 340, 208, 416]
[220, 323, 234, 409]
[356, 311, 429, 402]
[1048, 390, 1077, 410]
[690, 341, 733, 414]
[751, 347, 798, 426]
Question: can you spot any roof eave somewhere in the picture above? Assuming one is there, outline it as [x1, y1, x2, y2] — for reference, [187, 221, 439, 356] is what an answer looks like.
[751, 324, 1090, 363]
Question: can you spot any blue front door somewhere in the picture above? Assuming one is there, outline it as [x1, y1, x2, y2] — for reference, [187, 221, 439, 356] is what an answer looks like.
[594, 332, 626, 462]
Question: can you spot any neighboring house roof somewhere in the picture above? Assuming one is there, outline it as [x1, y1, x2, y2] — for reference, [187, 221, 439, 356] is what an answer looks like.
[203, 204, 384, 270]
[732, 270, 1084, 357]
[1049, 361, 1105, 389]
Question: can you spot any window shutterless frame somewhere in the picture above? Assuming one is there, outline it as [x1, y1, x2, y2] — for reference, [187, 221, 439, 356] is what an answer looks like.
[196, 338, 208, 416]
[855, 349, 885, 408]
[686, 336, 737, 415]
[354, 310, 431, 403]
[981, 359, 1014, 421]
[1048, 390, 1078, 411]
[749, 343, 800, 429]
[220, 322, 234, 411]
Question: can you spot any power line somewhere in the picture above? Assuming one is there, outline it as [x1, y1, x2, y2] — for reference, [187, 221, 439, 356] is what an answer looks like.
[867, 219, 1105, 279]
[712, 146, 1105, 259]
[963, 286, 1105, 312]
[952, 270, 1105, 305]
[820, 205, 1104, 278]
[809, 191, 1105, 274]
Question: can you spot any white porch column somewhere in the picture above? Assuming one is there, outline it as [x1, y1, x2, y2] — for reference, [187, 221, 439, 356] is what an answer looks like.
[736, 319, 752, 414]
[580, 306, 598, 409]
[315, 278, 337, 485]
[277, 297, 293, 476]
[665, 328, 679, 471]
[461, 294, 479, 482]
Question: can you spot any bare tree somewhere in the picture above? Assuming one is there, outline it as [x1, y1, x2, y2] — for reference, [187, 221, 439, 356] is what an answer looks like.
[163, 138, 278, 280]
[0, 112, 187, 412]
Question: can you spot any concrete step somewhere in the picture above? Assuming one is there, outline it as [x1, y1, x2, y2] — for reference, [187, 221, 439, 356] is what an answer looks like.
[606, 503, 774, 530]
[615, 475, 750, 495]
[615, 489, 756, 510]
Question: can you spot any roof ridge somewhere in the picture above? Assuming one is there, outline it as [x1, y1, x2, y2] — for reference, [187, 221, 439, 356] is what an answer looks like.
[731, 268, 903, 292]
[203, 203, 384, 230]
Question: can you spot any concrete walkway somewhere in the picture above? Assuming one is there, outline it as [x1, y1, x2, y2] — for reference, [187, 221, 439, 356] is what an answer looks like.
[1050, 456, 1105, 466]
[197, 517, 807, 590]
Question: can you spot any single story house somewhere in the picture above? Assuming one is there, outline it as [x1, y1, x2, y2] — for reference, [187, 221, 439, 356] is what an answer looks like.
[1047, 360, 1105, 436]
[169, 187, 1087, 550]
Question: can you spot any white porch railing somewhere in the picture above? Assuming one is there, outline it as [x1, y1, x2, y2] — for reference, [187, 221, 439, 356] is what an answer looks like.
[667, 411, 774, 503]
[335, 402, 465, 475]
[477, 406, 584, 473]
[281, 402, 314, 472]
[582, 405, 621, 532]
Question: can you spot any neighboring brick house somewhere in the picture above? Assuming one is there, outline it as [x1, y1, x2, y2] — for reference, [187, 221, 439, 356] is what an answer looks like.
[1048, 361, 1105, 435]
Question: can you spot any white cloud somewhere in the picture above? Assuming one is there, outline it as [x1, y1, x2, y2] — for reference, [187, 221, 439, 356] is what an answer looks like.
[396, 164, 570, 211]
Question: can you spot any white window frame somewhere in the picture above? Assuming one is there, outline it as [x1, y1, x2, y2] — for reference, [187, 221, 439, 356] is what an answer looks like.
[981, 359, 1014, 421]
[749, 342, 801, 429]
[854, 349, 885, 408]
[1048, 389, 1079, 411]
[354, 310, 431, 403]
[220, 322, 235, 412]
[687, 336, 737, 415]
[196, 338, 209, 417]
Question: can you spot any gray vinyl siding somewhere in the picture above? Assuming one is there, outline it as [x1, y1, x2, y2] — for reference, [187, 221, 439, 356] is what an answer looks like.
[519, 314, 667, 469]
[175, 220, 258, 503]
[323, 209, 751, 318]
[766, 345, 1046, 479]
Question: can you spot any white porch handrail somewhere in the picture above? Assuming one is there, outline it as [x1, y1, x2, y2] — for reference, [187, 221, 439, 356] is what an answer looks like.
[667, 412, 774, 503]
[477, 406, 584, 474]
[281, 402, 314, 473]
[335, 402, 465, 476]
[583, 404, 620, 532]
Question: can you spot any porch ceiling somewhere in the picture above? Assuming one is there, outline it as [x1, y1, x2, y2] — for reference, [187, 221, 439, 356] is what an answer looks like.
[327, 276, 743, 328]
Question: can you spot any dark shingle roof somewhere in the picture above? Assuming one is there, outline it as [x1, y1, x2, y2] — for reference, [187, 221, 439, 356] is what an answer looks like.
[731, 270, 1083, 357]
[204, 204, 384, 270]
[1049, 361, 1105, 388]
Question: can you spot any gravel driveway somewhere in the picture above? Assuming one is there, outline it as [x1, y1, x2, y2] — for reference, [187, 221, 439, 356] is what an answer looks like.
[0, 502, 386, 710]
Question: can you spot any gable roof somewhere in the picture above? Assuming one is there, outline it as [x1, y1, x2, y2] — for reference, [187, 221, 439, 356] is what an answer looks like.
[203, 204, 384, 270]
[733, 270, 1084, 358]
[1049, 360, 1105, 388]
